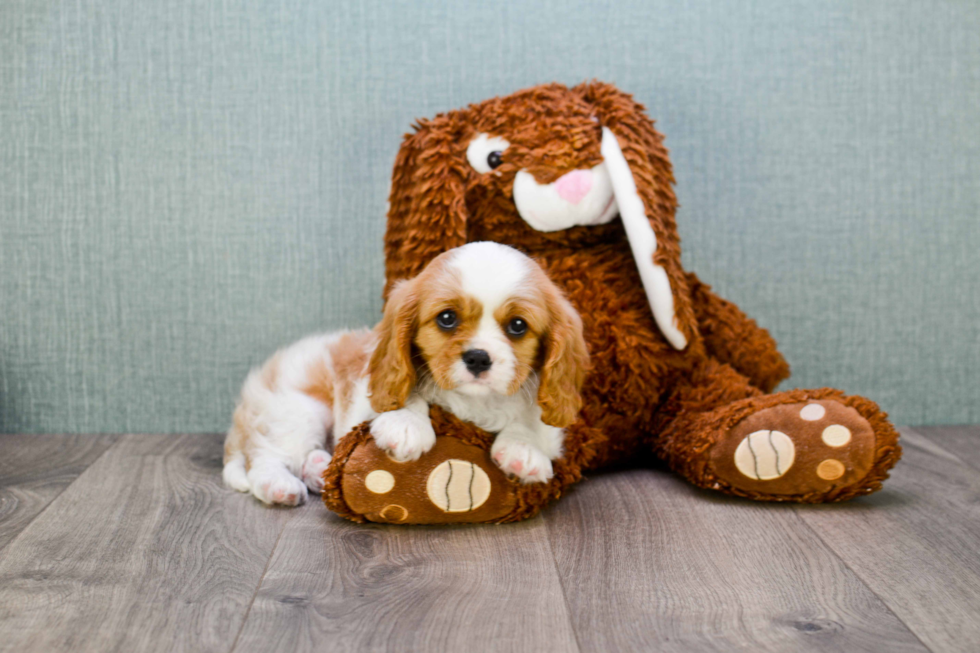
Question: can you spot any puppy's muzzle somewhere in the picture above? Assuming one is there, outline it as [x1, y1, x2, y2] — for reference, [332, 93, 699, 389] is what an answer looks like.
[462, 349, 492, 376]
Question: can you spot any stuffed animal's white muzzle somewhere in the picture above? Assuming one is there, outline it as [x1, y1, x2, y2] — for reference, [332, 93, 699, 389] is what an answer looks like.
[512, 164, 619, 232]
[510, 128, 688, 351]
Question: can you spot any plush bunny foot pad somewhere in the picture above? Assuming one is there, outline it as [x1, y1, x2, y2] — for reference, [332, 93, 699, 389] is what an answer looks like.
[709, 399, 882, 500]
[322, 406, 594, 524]
[326, 435, 518, 524]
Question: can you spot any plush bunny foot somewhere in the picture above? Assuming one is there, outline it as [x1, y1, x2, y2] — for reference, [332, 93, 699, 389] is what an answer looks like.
[324, 434, 518, 524]
[707, 396, 900, 502]
[322, 407, 603, 524]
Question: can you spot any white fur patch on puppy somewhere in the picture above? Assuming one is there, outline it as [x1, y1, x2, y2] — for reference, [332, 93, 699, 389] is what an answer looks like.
[491, 437, 554, 483]
[370, 406, 437, 462]
[222, 452, 250, 492]
[447, 242, 529, 395]
[450, 241, 530, 310]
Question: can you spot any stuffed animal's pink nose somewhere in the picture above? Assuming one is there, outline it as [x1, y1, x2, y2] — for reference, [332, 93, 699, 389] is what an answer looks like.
[554, 169, 593, 204]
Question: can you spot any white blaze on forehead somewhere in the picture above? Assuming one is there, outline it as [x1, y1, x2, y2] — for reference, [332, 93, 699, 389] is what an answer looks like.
[447, 242, 525, 393]
[448, 242, 531, 310]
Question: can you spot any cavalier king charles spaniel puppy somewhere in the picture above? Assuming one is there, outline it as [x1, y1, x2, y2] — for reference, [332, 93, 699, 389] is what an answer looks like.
[223, 242, 589, 506]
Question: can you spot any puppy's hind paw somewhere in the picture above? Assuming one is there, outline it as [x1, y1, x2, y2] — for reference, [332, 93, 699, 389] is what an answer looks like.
[491, 439, 554, 483]
[302, 449, 331, 493]
[251, 470, 308, 506]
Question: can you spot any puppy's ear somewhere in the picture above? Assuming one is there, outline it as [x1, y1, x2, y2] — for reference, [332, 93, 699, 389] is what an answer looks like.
[369, 279, 419, 413]
[537, 290, 591, 428]
[384, 113, 470, 300]
[574, 80, 698, 351]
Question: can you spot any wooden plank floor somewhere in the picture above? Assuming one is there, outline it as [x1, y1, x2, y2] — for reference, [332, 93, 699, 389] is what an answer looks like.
[0, 427, 977, 652]
[0, 434, 119, 553]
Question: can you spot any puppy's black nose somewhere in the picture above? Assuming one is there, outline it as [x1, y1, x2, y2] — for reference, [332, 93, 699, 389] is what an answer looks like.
[462, 349, 492, 376]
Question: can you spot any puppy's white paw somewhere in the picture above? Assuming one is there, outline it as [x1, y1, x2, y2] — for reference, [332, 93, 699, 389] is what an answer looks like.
[370, 409, 436, 462]
[491, 439, 554, 483]
[250, 468, 308, 506]
[222, 458, 251, 493]
[301, 449, 331, 493]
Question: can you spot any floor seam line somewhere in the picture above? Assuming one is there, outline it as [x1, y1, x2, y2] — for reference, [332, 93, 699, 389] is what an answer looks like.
[228, 510, 294, 653]
[542, 512, 586, 653]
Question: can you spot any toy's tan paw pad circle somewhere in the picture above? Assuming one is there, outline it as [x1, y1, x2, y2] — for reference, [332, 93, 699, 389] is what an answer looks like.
[817, 459, 846, 480]
[799, 403, 826, 421]
[364, 470, 395, 494]
[426, 459, 492, 512]
[379, 504, 408, 522]
[821, 425, 851, 447]
[711, 399, 876, 498]
[733, 430, 795, 480]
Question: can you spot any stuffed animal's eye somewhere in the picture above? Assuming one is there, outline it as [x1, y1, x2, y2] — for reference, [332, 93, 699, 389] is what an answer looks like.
[506, 317, 528, 337]
[436, 310, 458, 330]
[467, 133, 510, 174]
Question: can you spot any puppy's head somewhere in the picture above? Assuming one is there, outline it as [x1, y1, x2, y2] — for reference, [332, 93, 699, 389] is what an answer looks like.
[368, 242, 589, 428]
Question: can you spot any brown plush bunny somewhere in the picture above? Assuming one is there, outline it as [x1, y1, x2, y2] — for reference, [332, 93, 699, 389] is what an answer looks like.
[323, 81, 901, 524]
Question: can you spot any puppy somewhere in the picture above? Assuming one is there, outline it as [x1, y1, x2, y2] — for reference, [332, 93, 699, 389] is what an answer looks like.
[223, 241, 589, 506]
[222, 329, 375, 506]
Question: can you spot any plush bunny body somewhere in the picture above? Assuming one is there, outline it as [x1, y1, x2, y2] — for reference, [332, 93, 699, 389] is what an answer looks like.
[323, 82, 901, 523]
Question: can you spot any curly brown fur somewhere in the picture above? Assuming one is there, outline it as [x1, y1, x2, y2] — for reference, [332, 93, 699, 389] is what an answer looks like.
[382, 81, 708, 472]
[328, 80, 903, 520]
[686, 272, 791, 393]
[321, 424, 369, 523]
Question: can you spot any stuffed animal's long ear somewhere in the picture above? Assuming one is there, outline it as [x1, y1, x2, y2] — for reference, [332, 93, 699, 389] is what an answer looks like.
[537, 291, 591, 428]
[368, 279, 419, 413]
[575, 81, 697, 350]
[383, 114, 470, 300]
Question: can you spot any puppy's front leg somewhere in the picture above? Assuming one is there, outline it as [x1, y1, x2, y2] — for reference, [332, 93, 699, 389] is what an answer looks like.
[369, 394, 436, 462]
[491, 422, 564, 484]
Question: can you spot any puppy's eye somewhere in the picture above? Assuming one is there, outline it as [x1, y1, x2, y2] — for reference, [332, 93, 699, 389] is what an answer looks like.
[506, 317, 528, 337]
[466, 133, 510, 174]
[436, 310, 458, 331]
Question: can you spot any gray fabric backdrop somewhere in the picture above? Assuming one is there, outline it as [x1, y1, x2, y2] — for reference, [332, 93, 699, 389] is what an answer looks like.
[2, 0, 978, 433]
